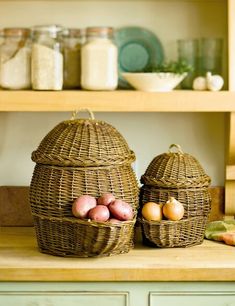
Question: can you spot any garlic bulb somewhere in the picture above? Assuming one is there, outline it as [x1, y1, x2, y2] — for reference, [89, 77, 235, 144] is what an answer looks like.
[206, 72, 224, 91]
[193, 76, 207, 91]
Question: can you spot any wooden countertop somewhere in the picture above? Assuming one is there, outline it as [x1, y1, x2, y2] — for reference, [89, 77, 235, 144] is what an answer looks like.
[0, 227, 235, 282]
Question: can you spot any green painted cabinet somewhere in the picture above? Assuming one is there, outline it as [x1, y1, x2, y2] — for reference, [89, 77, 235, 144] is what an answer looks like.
[0, 291, 128, 306]
[0, 282, 235, 306]
[150, 291, 235, 306]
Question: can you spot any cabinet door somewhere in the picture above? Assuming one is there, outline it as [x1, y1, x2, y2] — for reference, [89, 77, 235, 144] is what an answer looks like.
[0, 291, 129, 306]
[150, 291, 235, 306]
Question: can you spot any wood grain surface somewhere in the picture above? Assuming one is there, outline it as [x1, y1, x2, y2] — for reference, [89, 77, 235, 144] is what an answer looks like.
[0, 227, 234, 282]
[1, 90, 235, 112]
[0, 186, 33, 226]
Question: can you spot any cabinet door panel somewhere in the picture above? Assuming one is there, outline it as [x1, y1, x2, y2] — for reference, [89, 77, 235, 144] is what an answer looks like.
[0, 291, 129, 306]
[150, 291, 235, 306]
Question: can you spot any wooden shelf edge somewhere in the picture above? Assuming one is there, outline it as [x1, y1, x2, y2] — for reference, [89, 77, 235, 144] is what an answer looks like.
[0, 90, 235, 112]
[1, 268, 235, 282]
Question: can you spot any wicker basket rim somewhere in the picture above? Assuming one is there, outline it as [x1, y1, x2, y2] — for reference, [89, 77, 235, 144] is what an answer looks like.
[32, 213, 136, 227]
[138, 216, 207, 225]
[31, 150, 136, 167]
[31, 158, 136, 169]
[140, 176, 211, 188]
[140, 185, 211, 191]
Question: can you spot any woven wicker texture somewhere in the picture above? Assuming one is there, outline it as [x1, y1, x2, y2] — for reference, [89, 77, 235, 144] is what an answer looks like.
[140, 185, 211, 218]
[141, 144, 211, 188]
[34, 215, 135, 257]
[30, 110, 139, 257]
[32, 112, 135, 167]
[139, 216, 208, 248]
[30, 163, 139, 217]
[139, 144, 211, 248]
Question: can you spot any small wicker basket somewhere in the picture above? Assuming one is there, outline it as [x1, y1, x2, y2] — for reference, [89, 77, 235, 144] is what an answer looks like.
[30, 110, 139, 257]
[139, 216, 207, 248]
[139, 144, 211, 248]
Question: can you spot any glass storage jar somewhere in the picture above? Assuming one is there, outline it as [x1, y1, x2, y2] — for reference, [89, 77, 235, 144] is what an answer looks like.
[31, 25, 63, 90]
[81, 26, 118, 90]
[0, 28, 31, 89]
[63, 28, 84, 89]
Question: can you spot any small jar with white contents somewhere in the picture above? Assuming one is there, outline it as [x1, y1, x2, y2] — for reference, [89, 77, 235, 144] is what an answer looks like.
[0, 28, 31, 90]
[31, 25, 63, 90]
[81, 27, 118, 90]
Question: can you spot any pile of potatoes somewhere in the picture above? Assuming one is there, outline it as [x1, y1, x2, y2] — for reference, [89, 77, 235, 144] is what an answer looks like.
[72, 193, 134, 223]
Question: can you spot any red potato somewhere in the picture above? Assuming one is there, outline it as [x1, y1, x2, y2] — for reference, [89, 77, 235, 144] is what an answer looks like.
[72, 195, 97, 219]
[109, 199, 134, 221]
[97, 193, 115, 206]
[88, 205, 110, 222]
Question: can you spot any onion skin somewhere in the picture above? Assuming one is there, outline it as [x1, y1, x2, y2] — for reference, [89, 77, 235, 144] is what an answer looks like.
[141, 202, 162, 221]
[72, 195, 97, 218]
[88, 205, 110, 222]
[97, 193, 115, 206]
[163, 197, 184, 221]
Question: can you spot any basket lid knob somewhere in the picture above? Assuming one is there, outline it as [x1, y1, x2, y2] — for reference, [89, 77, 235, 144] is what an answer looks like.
[168, 144, 184, 154]
[70, 108, 95, 120]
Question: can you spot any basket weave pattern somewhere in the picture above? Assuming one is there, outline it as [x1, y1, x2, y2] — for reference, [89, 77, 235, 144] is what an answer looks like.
[140, 216, 207, 248]
[30, 163, 139, 218]
[139, 144, 211, 248]
[141, 152, 211, 188]
[140, 185, 211, 218]
[34, 215, 135, 257]
[30, 112, 139, 257]
[32, 119, 135, 167]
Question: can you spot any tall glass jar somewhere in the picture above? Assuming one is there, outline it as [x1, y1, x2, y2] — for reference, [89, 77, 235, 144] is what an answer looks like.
[63, 28, 84, 89]
[0, 28, 31, 89]
[31, 25, 63, 90]
[81, 27, 118, 90]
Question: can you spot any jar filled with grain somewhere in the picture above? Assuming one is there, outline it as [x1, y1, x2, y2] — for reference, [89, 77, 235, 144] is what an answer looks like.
[31, 25, 63, 90]
[81, 27, 118, 90]
[0, 28, 31, 89]
[63, 28, 84, 89]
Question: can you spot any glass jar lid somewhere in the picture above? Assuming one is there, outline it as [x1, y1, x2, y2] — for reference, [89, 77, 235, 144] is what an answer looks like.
[3, 27, 30, 37]
[31, 24, 64, 38]
[86, 26, 114, 38]
[63, 28, 85, 38]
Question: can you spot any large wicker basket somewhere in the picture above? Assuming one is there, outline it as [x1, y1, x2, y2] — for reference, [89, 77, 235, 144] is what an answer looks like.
[30, 110, 139, 257]
[139, 144, 211, 248]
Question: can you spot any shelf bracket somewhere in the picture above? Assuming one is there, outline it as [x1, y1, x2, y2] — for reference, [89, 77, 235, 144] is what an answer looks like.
[225, 112, 235, 220]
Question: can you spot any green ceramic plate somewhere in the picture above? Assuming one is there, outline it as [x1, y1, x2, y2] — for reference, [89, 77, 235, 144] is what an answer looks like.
[115, 26, 164, 88]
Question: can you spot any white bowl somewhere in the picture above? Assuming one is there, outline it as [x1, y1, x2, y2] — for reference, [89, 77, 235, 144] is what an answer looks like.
[122, 72, 187, 92]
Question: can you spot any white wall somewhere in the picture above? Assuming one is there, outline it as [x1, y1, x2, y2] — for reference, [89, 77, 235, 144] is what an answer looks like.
[0, 0, 227, 186]
[0, 112, 226, 186]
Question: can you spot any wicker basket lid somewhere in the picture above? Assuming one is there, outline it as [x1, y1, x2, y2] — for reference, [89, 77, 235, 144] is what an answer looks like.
[32, 110, 135, 167]
[141, 144, 211, 188]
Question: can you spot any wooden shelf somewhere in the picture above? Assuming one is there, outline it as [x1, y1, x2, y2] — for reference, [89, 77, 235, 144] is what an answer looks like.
[0, 227, 235, 282]
[0, 90, 235, 112]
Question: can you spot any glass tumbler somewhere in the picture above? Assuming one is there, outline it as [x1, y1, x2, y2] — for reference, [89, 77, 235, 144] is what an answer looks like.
[177, 39, 199, 89]
[200, 38, 223, 76]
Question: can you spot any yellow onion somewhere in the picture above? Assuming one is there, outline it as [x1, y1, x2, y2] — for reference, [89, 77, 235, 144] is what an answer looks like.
[141, 202, 163, 221]
[163, 197, 184, 221]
